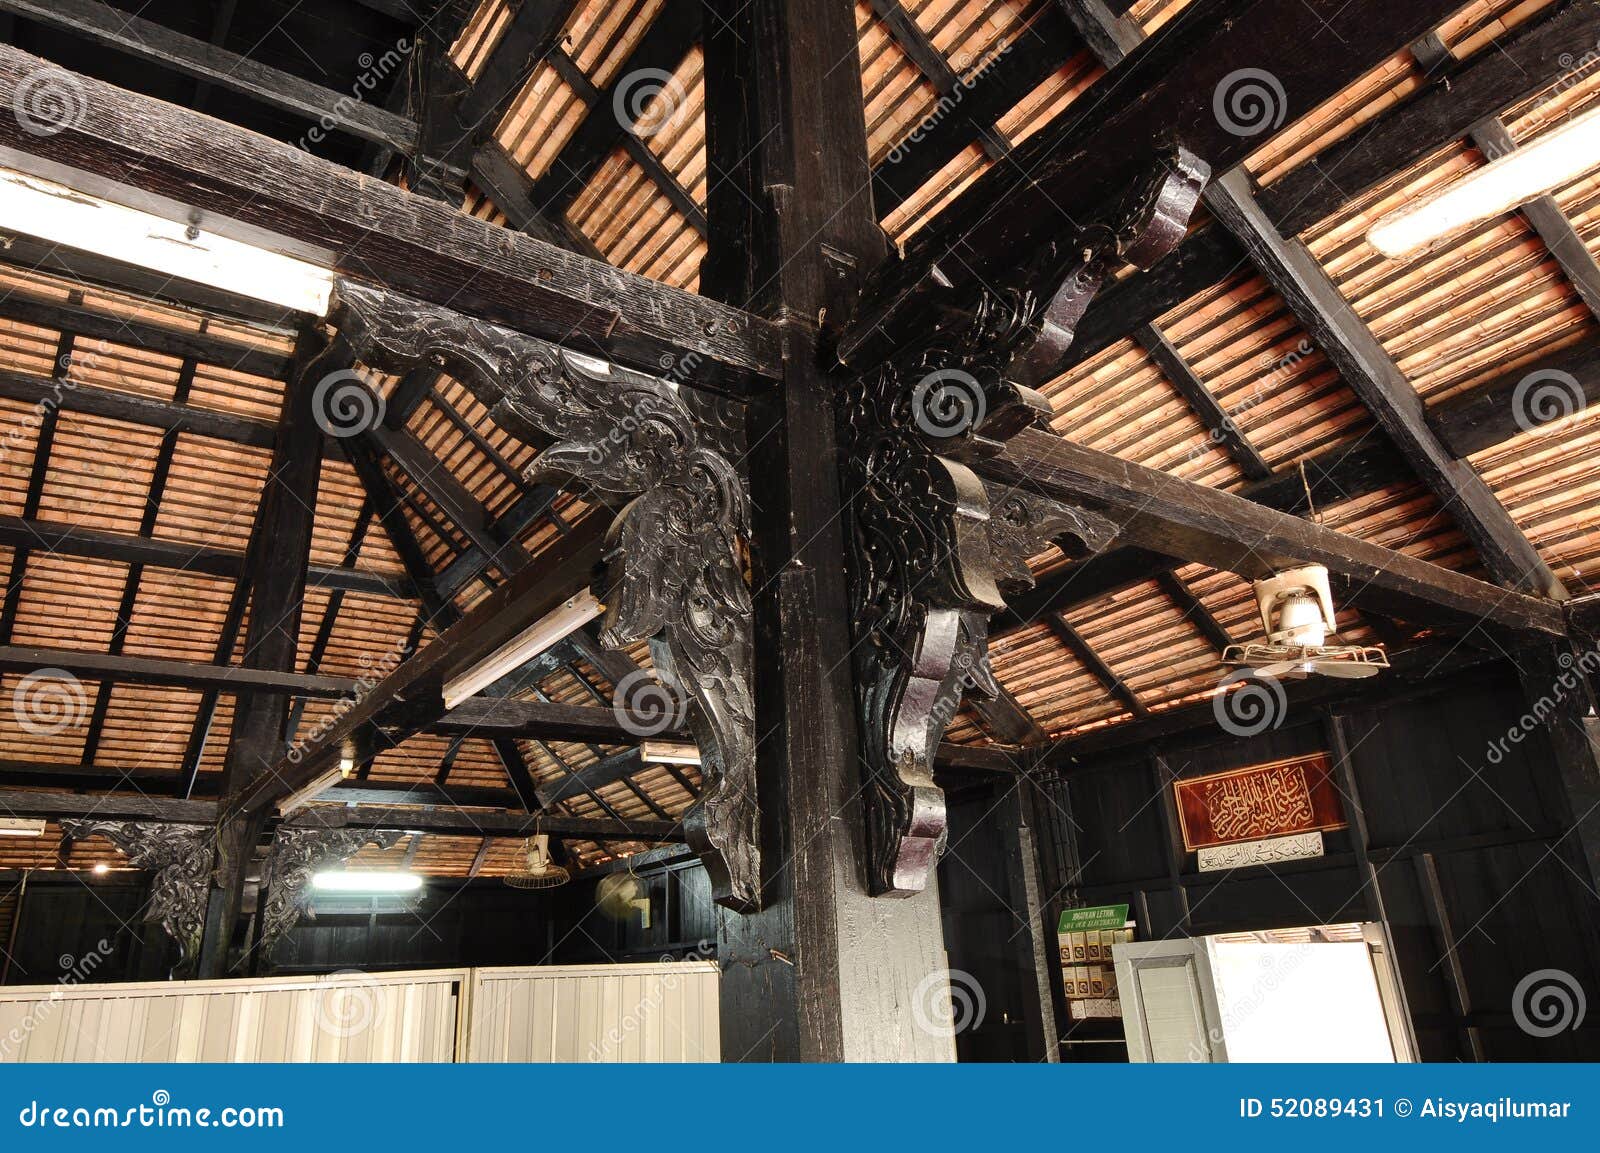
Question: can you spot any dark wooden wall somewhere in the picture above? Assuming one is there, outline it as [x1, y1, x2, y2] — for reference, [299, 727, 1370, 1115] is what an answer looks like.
[1039, 664, 1600, 1060]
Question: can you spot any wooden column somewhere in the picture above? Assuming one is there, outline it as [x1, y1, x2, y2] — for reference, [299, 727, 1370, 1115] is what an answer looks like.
[997, 776, 1061, 1061]
[702, 0, 953, 1060]
[196, 327, 333, 977]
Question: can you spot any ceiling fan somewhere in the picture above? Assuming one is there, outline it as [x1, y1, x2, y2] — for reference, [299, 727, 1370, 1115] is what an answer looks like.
[503, 833, 571, 890]
[1222, 563, 1390, 681]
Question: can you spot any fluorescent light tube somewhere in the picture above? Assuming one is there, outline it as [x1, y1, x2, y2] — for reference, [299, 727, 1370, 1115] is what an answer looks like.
[1368, 102, 1600, 260]
[0, 817, 46, 837]
[0, 166, 335, 314]
[441, 590, 605, 710]
[311, 870, 423, 894]
[275, 762, 350, 817]
[640, 740, 701, 766]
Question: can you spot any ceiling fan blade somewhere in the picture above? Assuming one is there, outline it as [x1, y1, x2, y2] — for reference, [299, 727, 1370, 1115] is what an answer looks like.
[1252, 660, 1307, 679]
[1310, 660, 1381, 679]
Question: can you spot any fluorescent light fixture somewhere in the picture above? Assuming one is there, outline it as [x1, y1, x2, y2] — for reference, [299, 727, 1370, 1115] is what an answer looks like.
[1368, 102, 1600, 260]
[441, 590, 605, 710]
[0, 817, 46, 837]
[0, 166, 335, 314]
[275, 759, 352, 817]
[641, 740, 701, 766]
[311, 870, 423, 894]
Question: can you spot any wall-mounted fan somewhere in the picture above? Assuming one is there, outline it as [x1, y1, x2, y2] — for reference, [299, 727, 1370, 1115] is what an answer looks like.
[596, 870, 651, 929]
[504, 834, 570, 890]
[1222, 563, 1390, 680]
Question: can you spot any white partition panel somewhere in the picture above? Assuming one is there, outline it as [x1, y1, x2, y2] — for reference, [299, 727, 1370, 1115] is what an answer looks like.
[0, 969, 466, 1063]
[462, 961, 720, 1062]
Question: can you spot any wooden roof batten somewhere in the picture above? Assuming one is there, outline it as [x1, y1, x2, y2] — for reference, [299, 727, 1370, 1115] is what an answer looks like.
[0, 41, 781, 393]
[1066, 0, 1567, 602]
[0, 0, 1595, 929]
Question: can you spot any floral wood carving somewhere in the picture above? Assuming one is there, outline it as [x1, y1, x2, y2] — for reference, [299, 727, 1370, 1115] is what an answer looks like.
[328, 283, 758, 911]
[59, 820, 213, 970]
[257, 827, 404, 956]
[840, 149, 1207, 897]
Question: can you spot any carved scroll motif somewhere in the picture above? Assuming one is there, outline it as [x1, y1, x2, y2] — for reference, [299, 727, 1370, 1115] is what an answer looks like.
[58, 820, 214, 970]
[256, 827, 404, 956]
[841, 150, 1207, 897]
[328, 284, 758, 912]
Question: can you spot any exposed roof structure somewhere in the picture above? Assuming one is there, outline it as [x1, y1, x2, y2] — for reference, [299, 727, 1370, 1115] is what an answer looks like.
[0, 0, 1595, 902]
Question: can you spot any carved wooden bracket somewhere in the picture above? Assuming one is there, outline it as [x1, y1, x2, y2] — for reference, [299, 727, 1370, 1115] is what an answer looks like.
[257, 827, 405, 956]
[840, 149, 1207, 897]
[59, 820, 214, 971]
[328, 282, 760, 912]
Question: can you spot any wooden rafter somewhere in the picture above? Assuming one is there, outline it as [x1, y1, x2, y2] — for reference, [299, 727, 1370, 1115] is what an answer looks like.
[0, 41, 781, 391]
[0, 0, 418, 152]
[1062, 0, 1600, 371]
[975, 428, 1567, 638]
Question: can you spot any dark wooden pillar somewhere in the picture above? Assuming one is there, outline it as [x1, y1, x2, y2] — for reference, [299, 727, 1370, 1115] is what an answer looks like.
[702, 0, 953, 1060]
[196, 326, 333, 977]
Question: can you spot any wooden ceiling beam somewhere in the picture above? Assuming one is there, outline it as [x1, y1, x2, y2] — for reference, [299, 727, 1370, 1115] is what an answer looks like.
[457, 0, 583, 132]
[367, 422, 535, 576]
[0, 370, 277, 448]
[1153, 569, 1233, 655]
[288, 802, 678, 843]
[1204, 168, 1565, 599]
[1134, 322, 1270, 479]
[469, 141, 609, 258]
[0, 788, 673, 842]
[1045, 612, 1149, 718]
[526, 5, 704, 221]
[1038, 642, 1496, 766]
[1061, 0, 1561, 602]
[0, 292, 292, 377]
[996, 338, 1598, 632]
[1060, 0, 1599, 370]
[1410, 28, 1600, 325]
[546, 51, 708, 236]
[239, 513, 610, 815]
[973, 427, 1567, 638]
[0, 0, 418, 152]
[871, 4, 1075, 219]
[871, 0, 1461, 355]
[0, 515, 412, 599]
[0, 43, 781, 391]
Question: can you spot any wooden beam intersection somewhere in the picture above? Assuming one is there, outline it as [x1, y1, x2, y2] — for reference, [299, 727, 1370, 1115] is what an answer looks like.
[0, 0, 419, 152]
[974, 427, 1567, 638]
[0, 42, 781, 391]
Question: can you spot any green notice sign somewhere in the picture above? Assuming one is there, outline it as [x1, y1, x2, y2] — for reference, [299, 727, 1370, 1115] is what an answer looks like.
[1057, 904, 1130, 934]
